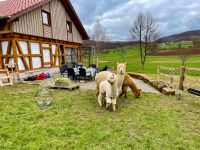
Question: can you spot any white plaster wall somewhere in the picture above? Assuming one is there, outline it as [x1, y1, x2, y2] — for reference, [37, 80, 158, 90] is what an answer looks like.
[31, 42, 40, 54]
[32, 57, 41, 69]
[19, 41, 28, 54]
[43, 49, 50, 62]
[1, 41, 8, 55]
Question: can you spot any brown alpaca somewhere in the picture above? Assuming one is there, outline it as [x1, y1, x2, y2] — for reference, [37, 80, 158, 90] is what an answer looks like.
[119, 74, 141, 98]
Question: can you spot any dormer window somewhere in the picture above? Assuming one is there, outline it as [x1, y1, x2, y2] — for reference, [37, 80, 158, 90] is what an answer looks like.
[67, 21, 72, 33]
[42, 11, 51, 26]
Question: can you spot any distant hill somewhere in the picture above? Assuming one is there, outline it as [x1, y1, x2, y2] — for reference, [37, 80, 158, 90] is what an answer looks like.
[158, 30, 200, 43]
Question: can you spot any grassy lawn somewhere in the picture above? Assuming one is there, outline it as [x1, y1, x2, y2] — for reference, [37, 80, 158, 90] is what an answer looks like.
[90, 47, 200, 75]
[0, 84, 199, 149]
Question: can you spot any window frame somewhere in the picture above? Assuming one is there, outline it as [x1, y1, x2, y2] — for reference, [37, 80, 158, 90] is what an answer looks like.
[42, 10, 51, 26]
[67, 20, 72, 33]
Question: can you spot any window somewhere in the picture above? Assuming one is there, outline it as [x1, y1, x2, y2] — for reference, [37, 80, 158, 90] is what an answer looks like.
[67, 21, 72, 33]
[42, 11, 51, 26]
[65, 48, 78, 63]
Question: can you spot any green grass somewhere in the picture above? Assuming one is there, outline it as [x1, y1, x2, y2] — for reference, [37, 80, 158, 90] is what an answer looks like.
[160, 41, 193, 50]
[0, 84, 199, 149]
[90, 47, 200, 75]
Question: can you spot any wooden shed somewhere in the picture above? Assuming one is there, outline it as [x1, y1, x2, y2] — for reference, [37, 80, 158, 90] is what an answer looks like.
[0, 0, 89, 71]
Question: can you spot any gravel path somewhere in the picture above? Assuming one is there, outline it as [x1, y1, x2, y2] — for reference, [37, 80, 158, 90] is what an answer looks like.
[77, 78, 160, 94]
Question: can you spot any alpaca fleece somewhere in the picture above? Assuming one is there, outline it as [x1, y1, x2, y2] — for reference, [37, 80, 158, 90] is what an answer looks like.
[119, 73, 141, 98]
[96, 72, 141, 98]
[95, 63, 126, 96]
[98, 73, 118, 111]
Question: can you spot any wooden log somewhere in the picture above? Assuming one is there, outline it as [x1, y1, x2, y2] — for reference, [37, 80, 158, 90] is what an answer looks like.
[162, 87, 175, 95]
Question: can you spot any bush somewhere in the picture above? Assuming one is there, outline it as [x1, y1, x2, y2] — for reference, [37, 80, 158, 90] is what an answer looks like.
[55, 78, 71, 87]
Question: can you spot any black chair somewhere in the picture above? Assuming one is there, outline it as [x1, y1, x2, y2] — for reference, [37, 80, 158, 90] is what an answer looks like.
[90, 64, 96, 69]
[102, 65, 109, 71]
[75, 63, 83, 68]
[59, 64, 68, 77]
[79, 68, 92, 82]
[67, 68, 79, 81]
[66, 63, 74, 68]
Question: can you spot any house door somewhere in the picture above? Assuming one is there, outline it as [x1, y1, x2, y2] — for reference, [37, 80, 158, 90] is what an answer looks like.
[65, 48, 78, 64]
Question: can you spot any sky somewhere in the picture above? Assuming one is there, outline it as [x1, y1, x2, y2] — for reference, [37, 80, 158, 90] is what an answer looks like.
[71, 0, 200, 41]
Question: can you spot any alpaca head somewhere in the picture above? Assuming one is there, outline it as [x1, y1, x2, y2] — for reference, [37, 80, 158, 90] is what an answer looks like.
[135, 89, 141, 98]
[107, 73, 117, 84]
[117, 62, 126, 75]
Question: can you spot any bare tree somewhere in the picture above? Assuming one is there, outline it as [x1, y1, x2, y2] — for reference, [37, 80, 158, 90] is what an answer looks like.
[130, 11, 160, 70]
[90, 20, 106, 66]
[178, 44, 190, 66]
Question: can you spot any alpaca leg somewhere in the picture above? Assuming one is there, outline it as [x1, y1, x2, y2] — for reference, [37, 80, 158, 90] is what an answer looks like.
[97, 94, 103, 107]
[106, 97, 112, 109]
[112, 104, 116, 111]
[112, 98, 117, 111]
[119, 91, 124, 98]
[123, 86, 128, 98]
[96, 86, 100, 97]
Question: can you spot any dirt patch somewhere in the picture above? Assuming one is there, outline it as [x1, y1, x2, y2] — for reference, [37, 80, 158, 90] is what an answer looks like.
[77, 78, 160, 94]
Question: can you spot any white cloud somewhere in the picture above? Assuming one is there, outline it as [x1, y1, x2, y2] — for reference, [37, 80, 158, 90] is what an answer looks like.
[72, 0, 200, 41]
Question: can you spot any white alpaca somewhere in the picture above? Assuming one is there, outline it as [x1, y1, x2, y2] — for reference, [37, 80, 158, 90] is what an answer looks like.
[98, 73, 119, 111]
[95, 63, 126, 96]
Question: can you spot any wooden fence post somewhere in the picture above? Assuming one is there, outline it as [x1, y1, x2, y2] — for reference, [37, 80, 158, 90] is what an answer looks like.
[179, 66, 185, 90]
[157, 66, 160, 81]
[170, 76, 173, 85]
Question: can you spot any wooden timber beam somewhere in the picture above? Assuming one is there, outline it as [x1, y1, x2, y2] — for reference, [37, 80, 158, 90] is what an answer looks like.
[5, 40, 11, 64]
[49, 43, 53, 67]
[57, 44, 61, 66]
[0, 31, 12, 35]
[0, 41, 2, 69]
[11, 39, 18, 68]
[15, 40, 29, 70]
[27, 41, 33, 70]
[39, 42, 44, 68]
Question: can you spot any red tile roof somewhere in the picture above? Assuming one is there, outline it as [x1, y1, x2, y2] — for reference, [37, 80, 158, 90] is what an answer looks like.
[0, 0, 89, 40]
[0, 0, 46, 17]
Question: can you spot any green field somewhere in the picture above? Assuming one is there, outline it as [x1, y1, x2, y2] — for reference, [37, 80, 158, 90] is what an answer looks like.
[88, 47, 200, 75]
[0, 84, 199, 149]
[159, 41, 193, 50]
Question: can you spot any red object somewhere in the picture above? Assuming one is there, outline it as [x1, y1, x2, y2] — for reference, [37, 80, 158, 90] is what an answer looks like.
[0, 0, 44, 17]
[40, 73, 47, 80]
[35, 75, 41, 81]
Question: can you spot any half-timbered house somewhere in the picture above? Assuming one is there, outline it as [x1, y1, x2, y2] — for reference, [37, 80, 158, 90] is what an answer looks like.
[0, 0, 89, 71]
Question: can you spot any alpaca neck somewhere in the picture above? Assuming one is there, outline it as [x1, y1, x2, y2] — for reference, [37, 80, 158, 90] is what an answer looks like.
[110, 81, 118, 97]
[117, 74, 125, 89]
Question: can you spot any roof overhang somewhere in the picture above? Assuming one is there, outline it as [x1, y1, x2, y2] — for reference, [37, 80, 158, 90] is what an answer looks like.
[1, 0, 89, 40]
[0, 0, 89, 40]
[0, 16, 9, 20]
[61, 0, 89, 40]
